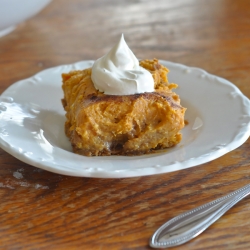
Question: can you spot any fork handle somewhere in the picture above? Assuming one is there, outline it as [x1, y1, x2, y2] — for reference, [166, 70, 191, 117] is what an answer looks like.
[150, 183, 250, 248]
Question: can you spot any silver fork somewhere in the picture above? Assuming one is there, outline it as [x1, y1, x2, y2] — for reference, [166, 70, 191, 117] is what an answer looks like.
[150, 183, 250, 248]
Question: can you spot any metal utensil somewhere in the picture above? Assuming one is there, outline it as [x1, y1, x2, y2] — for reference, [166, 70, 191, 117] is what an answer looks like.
[150, 183, 250, 248]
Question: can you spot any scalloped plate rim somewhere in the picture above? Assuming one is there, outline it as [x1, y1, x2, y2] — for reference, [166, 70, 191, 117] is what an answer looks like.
[0, 60, 249, 178]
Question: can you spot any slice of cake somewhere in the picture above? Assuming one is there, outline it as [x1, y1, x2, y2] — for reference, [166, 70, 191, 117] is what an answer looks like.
[62, 58, 186, 156]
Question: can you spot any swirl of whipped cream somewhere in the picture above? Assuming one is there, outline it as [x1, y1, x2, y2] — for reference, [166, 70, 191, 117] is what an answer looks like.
[91, 35, 154, 95]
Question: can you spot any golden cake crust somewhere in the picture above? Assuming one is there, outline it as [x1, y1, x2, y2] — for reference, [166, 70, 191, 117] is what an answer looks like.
[62, 59, 186, 156]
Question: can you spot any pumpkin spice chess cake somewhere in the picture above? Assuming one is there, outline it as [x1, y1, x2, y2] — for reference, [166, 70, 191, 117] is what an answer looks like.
[62, 35, 186, 156]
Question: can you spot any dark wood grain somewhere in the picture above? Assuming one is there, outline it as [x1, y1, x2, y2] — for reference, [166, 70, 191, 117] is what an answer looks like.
[0, 0, 250, 249]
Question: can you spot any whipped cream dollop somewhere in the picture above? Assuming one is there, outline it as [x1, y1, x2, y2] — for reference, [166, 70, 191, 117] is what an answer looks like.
[91, 34, 154, 95]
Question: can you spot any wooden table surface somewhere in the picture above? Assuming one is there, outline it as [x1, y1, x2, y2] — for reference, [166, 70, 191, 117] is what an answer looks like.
[0, 0, 250, 249]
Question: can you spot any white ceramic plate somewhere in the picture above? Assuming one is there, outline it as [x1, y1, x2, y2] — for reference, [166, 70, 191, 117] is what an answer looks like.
[0, 60, 249, 178]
